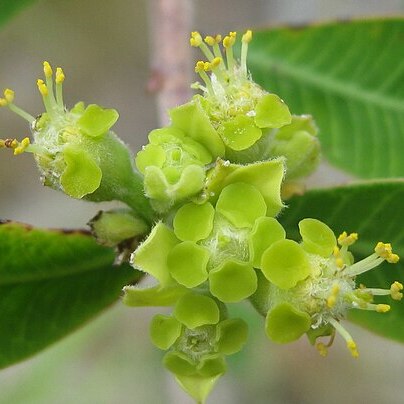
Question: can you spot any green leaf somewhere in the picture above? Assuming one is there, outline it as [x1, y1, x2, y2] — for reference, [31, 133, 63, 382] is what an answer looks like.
[0, 221, 140, 369]
[0, 0, 36, 27]
[249, 19, 404, 178]
[278, 180, 404, 341]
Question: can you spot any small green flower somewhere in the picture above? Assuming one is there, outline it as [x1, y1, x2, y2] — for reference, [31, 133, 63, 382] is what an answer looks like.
[188, 31, 321, 190]
[150, 292, 248, 402]
[255, 218, 401, 357]
[0, 62, 153, 221]
[135, 125, 215, 213]
[190, 31, 292, 156]
[126, 158, 286, 305]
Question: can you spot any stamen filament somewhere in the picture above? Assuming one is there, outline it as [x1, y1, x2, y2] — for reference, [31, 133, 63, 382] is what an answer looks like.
[344, 253, 384, 277]
[55, 67, 65, 107]
[223, 32, 236, 72]
[195, 62, 214, 95]
[241, 30, 252, 76]
[358, 287, 390, 297]
[37, 79, 54, 116]
[328, 318, 359, 358]
[7, 103, 35, 123]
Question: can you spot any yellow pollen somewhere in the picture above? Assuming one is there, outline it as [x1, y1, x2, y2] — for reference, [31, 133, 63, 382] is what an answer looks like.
[387, 253, 399, 264]
[37, 79, 48, 96]
[376, 304, 391, 313]
[391, 281, 403, 300]
[13, 137, 30, 155]
[375, 242, 399, 263]
[335, 257, 344, 269]
[375, 242, 392, 258]
[327, 284, 340, 308]
[190, 31, 202, 47]
[211, 57, 222, 68]
[204, 36, 216, 46]
[223, 35, 236, 48]
[43, 61, 53, 78]
[338, 231, 358, 246]
[347, 340, 359, 358]
[195, 61, 205, 73]
[4, 88, 15, 103]
[0, 98, 8, 107]
[316, 342, 328, 357]
[203, 62, 211, 72]
[55, 67, 65, 84]
[242, 29, 253, 43]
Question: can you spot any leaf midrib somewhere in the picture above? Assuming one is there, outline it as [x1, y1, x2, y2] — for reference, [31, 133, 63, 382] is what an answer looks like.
[249, 54, 404, 112]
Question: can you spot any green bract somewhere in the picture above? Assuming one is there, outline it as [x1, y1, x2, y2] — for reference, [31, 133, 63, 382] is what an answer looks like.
[88, 209, 149, 247]
[265, 302, 311, 343]
[267, 115, 320, 181]
[261, 239, 311, 289]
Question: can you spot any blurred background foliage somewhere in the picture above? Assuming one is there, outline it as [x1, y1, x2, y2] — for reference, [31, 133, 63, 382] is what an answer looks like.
[1, 1, 404, 403]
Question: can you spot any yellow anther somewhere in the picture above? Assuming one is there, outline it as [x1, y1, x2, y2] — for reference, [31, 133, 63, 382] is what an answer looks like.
[347, 340, 359, 358]
[37, 79, 48, 96]
[333, 246, 340, 256]
[387, 253, 399, 264]
[223, 35, 236, 48]
[376, 304, 391, 313]
[391, 281, 403, 300]
[338, 231, 358, 246]
[13, 137, 30, 155]
[190, 31, 202, 47]
[242, 29, 253, 43]
[375, 242, 392, 258]
[335, 257, 344, 269]
[211, 57, 222, 68]
[229, 31, 237, 38]
[0, 98, 8, 107]
[4, 89, 15, 103]
[1, 138, 18, 149]
[43, 61, 53, 78]
[204, 36, 216, 46]
[316, 342, 328, 357]
[203, 61, 211, 72]
[327, 284, 340, 308]
[327, 295, 337, 308]
[215, 34, 222, 43]
[195, 61, 205, 73]
[55, 67, 65, 84]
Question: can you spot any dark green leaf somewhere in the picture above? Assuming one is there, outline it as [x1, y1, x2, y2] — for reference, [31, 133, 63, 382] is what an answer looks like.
[279, 181, 404, 341]
[0, 0, 36, 27]
[249, 19, 404, 178]
[0, 221, 140, 369]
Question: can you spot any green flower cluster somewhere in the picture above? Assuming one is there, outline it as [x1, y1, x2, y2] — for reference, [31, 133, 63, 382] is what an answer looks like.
[252, 218, 401, 357]
[150, 293, 248, 401]
[0, 62, 153, 222]
[1, 31, 402, 404]
[134, 30, 320, 213]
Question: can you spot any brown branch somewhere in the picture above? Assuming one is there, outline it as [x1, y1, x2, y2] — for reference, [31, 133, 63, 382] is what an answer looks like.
[147, 0, 194, 126]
